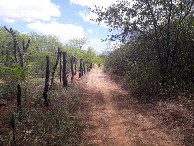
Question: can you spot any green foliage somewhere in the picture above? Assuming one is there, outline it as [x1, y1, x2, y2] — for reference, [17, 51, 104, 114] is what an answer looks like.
[68, 37, 88, 49]
[95, 1, 194, 95]
[21, 81, 85, 145]
[0, 25, 100, 145]
[0, 25, 102, 100]
[0, 63, 24, 99]
[63, 43, 103, 72]
[1, 78, 86, 145]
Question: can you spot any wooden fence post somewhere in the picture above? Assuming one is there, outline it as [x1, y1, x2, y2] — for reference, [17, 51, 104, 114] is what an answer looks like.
[83, 61, 85, 74]
[88, 62, 91, 72]
[74, 57, 77, 75]
[43, 55, 49, 107]
[17, 84, 21, 114]
[11, 114, 16, 145]
[79, 59, 83, 78]
[87, 61, 89, 72]
[81, 60, 84, 76]
[59, 51, 62, 83]
[90, 62, 92, 69]
[63, 52, 68, 88]
[50, 47, 60, 89]
[71, 56, 74, 81]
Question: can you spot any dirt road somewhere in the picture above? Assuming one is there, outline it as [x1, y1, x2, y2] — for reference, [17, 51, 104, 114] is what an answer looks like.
[77, 69, 192, 146]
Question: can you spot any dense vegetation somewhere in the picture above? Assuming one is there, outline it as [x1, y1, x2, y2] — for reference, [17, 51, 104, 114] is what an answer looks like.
[0, 26, 102, 145]
[0, 0, 193, 144]
[94, 0, 193, 96]
[0, 26, 102, 99]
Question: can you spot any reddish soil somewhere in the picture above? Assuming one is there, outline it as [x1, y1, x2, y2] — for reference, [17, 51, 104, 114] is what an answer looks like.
[0, 99, 17, 136]
[1, 69, 193, 145]
[54, 72, 80, 84]
[0, 72, 80, 138]
[77, 68, 194, 146]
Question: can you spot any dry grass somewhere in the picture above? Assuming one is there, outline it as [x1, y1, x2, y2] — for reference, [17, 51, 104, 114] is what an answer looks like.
[0, 78, 87, 146]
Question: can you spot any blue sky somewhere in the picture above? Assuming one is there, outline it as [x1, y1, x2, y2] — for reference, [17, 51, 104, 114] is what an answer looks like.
[0, 0, 119, 53]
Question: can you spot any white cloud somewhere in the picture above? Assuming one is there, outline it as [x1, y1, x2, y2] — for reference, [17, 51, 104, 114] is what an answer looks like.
[70, 0, 118, 8]
[88, 39, 107, 53]
[87, 29, 93, 34]
[92, 47, 103, 54]
[27, 21, 85, 40]
[79, 10, 96, 24]
[79, 10, 109, 28]
[83, 44, 103, 54]
[74, 0, 134, 28]
[4, 18, 16, 23]
[0, 0, 60, 22]
[89, 38, 106, 45]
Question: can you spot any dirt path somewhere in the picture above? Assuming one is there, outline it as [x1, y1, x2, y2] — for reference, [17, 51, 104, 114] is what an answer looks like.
[77, 69, 181, 146]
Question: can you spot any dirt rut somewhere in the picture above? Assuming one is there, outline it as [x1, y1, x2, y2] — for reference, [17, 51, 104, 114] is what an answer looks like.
[78, 69, 176, 146]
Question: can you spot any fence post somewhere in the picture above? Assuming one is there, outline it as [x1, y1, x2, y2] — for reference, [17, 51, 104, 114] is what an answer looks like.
[87, 61, 89, 72]
[74, 57, 77, 75]
[88, 62, 91, 72]
[79, 59, 83, 78]
[17, 84, 21, 114]
[59, 51, 62, 83]
[83, 61, 85, 74]
[50, 47, 60, 89]
[71, 56, 74, 81]
[43, 55, 49, 107]
[81, 60, 84, 76]
[63, 52, 68, 88]
[11, 114, 16, 145]
[90, 62, 92, 69]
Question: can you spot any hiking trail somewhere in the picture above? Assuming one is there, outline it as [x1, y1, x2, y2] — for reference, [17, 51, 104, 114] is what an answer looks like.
[77, 68, 177, 146]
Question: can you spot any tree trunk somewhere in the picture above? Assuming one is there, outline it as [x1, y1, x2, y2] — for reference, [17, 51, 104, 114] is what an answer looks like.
[145, 1, 165, 86]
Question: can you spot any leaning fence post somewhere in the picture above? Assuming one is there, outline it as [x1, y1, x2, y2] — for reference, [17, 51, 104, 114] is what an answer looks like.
[71, 56, 74, 81]
[43, 55, 49, 107]
[63, 52, 68, 88]
[50, 47, 60, 89]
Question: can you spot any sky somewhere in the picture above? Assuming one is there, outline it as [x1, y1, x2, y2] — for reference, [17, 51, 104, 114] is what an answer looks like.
[0, 0, 120, 53]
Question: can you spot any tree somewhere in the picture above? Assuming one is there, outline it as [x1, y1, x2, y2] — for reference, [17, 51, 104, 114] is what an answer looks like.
[93, 0, 193, 75]
[93, 0, 194, 93]
[68, 38, 88, 50]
